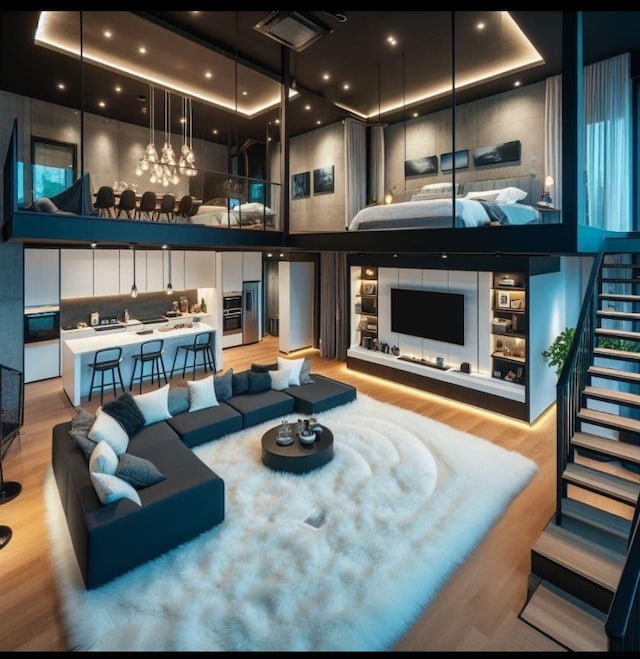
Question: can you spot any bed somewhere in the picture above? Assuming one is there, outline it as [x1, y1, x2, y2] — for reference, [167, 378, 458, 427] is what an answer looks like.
[190, 200, 277, 228]
[348, 177, 543, 231]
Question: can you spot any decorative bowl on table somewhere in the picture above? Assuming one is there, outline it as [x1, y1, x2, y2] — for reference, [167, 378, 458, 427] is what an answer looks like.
[299, 431, 316, 445]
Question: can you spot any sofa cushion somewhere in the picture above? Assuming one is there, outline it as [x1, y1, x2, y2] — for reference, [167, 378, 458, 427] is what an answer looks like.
[188, 375, 218, 412]
[214, 368, 234, 402]
[247, 370, 271, 394]
[116, 453, 166, 488]
[167, 402, 243, 449]
[226, 389, 295, 428]
[102, 392, 146, 438]
[283, 373, 357, 415]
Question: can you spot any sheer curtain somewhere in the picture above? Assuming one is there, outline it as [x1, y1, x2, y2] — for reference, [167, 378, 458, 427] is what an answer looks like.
[319, 252, 348, 360]
[343, 118, 367, 228]
[545, 53, 631, 230]
[583, 53, 631, 230]
[369, 125, 385, 205]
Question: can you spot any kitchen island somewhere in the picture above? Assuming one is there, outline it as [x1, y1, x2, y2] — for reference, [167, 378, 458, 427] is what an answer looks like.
[62, 322, 218, 406]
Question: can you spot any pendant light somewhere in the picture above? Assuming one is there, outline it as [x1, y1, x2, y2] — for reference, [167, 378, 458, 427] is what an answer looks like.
[136, 85, 159, 179]
[130, 244, 138, 298]
[165, 244, 173, 295]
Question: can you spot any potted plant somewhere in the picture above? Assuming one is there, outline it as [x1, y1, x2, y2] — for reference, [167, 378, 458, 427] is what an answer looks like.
[542, 327, 576, 377]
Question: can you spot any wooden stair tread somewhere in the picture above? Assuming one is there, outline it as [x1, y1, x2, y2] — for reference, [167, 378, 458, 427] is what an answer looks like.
[583, 385, 640, 407]
[563, 462, 640, 505]
[520, 580, 607, 652]
[577, 407, 640, 434]
[599, 293, 640, 303]
[588, 364, 640, 383]
[561, 497, 632, 542]
[597, 309, 640, 321]
[593, 347, 640, 361]
[572, 429, 640, 464]
[532, 522, 624, 591]
[595, 327, 640, 342]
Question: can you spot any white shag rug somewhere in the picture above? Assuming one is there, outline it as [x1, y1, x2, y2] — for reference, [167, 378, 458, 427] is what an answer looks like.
[44, 393, 537, 651]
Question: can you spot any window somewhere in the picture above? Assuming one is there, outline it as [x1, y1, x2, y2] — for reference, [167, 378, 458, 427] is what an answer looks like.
[31, 136, 77, 199]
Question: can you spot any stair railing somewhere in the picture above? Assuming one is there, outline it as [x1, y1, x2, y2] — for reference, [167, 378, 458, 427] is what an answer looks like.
[555, 250, 604, 524]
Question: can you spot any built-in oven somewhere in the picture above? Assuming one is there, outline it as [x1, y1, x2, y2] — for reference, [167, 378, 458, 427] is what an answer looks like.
[24, 305, 60, 344]
[222, 294, 242, 335]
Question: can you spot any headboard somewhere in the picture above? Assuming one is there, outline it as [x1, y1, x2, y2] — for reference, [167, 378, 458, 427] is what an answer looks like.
[397, 176, 544, 206]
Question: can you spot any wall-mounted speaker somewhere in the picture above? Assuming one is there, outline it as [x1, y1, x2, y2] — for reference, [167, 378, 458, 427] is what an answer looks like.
[460, 362, 471, 374]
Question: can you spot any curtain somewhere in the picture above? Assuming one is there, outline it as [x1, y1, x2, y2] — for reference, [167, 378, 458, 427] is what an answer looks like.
[343, 118, 367, 228]
[369, 125, 385, 205]
[544, 75, 562, 210]
[319, 252, 348, 360]
[583, 53, 631, 231]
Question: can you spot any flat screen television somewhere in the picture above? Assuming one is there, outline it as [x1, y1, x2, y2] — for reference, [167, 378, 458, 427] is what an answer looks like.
[391, 288, 465, 345]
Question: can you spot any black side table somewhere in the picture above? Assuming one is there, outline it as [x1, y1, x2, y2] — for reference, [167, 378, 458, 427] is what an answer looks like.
[261, 424, 334, 474]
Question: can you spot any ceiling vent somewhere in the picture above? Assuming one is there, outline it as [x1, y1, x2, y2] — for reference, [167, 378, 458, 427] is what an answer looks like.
[253, 11, 332, 52]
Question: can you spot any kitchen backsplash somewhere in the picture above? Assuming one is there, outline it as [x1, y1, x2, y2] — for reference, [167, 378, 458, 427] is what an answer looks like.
[60, 289, 198, 330]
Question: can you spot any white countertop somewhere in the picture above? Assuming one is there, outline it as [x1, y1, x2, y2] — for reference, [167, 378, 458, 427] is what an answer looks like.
[63, 322, 215, 355]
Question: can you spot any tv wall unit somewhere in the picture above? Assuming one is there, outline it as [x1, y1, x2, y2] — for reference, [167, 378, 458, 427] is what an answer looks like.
[347, 257, 561, 423]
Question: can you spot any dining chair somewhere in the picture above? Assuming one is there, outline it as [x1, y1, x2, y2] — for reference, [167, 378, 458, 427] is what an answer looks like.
[94, 186, 116, 218]
[115, 188, 137, 219]
[136, 190, 157, 221]
[175, 195, 194, 222]
[154, 193, 176, 222]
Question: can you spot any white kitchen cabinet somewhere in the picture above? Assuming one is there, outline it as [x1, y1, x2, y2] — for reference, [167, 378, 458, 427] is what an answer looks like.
[93, 249, 121, 297]
[146, 250, 165, 292]
[243, 251, 263, 281]
[119, 248, 148, 295]
[25, 339, 60, 383]
[61, 249, 94, 298]
[222, 252, 243, 293]
[185, 251, 215, 289]
[167, 249, 185, 290]
[24, 247, 59, 306]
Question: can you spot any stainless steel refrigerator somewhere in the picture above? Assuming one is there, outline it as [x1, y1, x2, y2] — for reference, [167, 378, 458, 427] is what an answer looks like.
[242, 281, 260, 344]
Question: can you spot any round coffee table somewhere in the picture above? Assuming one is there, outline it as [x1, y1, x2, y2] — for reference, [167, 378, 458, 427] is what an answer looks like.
[261, 423, 334, 474]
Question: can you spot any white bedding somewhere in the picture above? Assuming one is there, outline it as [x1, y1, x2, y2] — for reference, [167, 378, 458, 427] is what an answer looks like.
[347, 197, 539, 231]
[191, 203, 276, 228]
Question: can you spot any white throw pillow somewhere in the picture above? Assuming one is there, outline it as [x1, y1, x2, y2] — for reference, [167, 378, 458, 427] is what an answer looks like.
[134, 384, 172, 425]
[494, 186, 527, 204]
[270, 369, 291, 391]
[88, 408, 130, 455]
[90, 471, 142, 506]
[187, 375, 219, 412]
[464, 190, 500, 203]
[89, 440, 118, 476]
[277, 356, 304, 386]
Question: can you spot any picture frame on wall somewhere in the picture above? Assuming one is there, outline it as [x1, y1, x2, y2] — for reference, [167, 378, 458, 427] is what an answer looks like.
[472, 140, 521, 167]
[440, 149, 469, 172]
[404, 155, 438, 178]
[313, 165, 334, 194]
[497, 291, 511, 309]
[292, 171, 310, 199]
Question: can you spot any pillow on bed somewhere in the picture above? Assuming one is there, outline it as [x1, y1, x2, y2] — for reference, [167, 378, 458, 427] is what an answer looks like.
[494, 187, 527, 204]
[232, 202, 275, 217]
[420, 181, 462, 195]
[465, 190, 500, 203]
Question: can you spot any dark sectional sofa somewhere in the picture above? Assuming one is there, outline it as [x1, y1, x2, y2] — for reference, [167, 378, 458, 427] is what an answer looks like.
[51, 371, 356, 589]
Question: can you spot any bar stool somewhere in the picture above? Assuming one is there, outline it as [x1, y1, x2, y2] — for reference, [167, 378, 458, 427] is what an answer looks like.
[129, 339, 168, 394]
[170, 331, 217, 380]
[88, 347, 124, 404]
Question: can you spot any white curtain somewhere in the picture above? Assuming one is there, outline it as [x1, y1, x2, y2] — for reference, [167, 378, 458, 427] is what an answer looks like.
[544, 75, 562, 210]
[369, 125, 385, 205]
[343, 118, 367, 228]
[583, 53, 631, 230]
[545, 53, 631, 230]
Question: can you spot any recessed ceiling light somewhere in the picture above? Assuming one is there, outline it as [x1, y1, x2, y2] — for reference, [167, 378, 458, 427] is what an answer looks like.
[57, 82, 65, 90]
[412, 112, 418, 118]
[386, 35, 397, 46]
[342, 82, 350, 91]
[514, 80, 522, 87]
[212, 128, 218, 135]
[205, 71, 212, 79]
[114, 85, 122, 93]
[304, 104, 311, 111]
[241, 90, 248, 96]
[315, 120, 321, 125]
[138, 45, 146, 55]
[476, 22, 486, 31]
[98, 100, 106, 108]
[322, 72, 330, 81]
[103, 30, 112, 39]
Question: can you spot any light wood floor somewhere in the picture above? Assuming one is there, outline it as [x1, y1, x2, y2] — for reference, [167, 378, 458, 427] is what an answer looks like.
[0, 334, 613, 651]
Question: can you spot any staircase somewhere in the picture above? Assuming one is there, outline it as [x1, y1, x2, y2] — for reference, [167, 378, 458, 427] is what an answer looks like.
[519, 249, 640, 651]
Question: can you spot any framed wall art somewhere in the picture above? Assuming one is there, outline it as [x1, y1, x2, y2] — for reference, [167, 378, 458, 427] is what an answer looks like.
[313, 165, 334, 194]
[440, 149, 469, 172]
[472, 140, 521, 167]
[404, 155, 438, 178]
[292, 171, 310, 199]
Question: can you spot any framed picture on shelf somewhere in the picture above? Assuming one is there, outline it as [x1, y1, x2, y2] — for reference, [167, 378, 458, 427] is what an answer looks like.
[363, 283, 376, 295]
[497, 291, 511, 308]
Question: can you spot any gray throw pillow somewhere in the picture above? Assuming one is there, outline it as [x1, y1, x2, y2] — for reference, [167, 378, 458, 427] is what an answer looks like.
[70, 407, 97, 461]
[168, 386, 190, 416]
[232, 370, 250, 396]
[214, 369, 234, 401]
[247, 370, 271, 394]
[300, 358, 315, 385]
[251, 362, 278, 373]
[116, 453, 166, 489]
[101, 393, 146, 438]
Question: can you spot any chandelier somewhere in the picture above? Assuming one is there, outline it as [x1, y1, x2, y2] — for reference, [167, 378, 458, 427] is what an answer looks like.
[179, 96, 197, 177]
